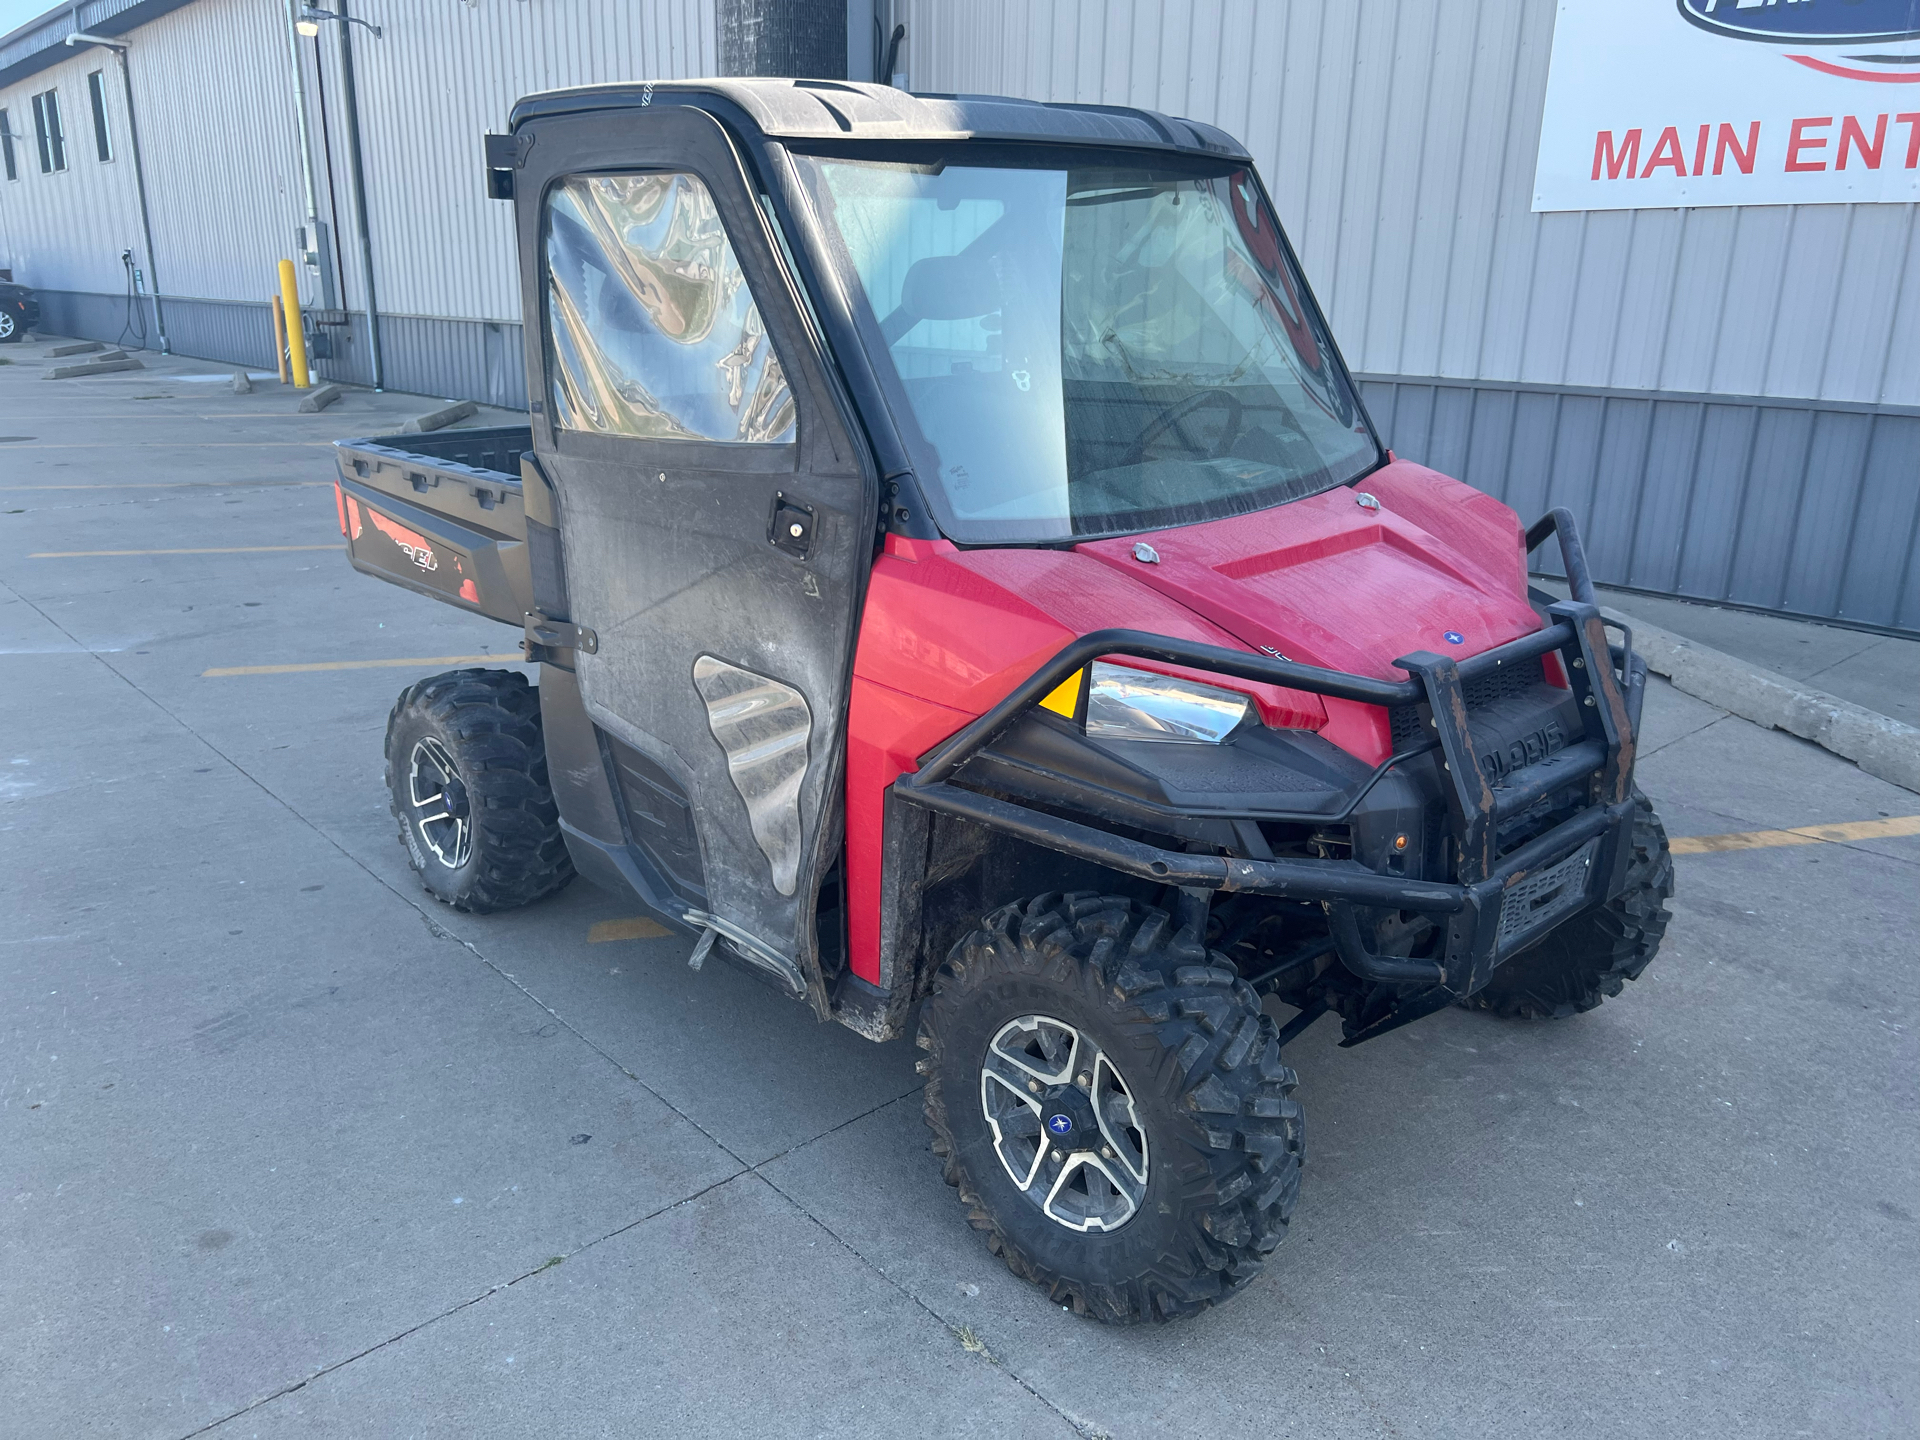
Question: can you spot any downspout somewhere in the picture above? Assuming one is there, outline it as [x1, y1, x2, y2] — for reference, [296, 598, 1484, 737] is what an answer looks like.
[113, 47, 167, 353]
[335, 0, 383, 389]
[66, 33, 169, 353]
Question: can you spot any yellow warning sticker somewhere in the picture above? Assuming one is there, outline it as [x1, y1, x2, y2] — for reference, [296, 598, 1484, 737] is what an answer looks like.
[1039, 669, 1084, 719]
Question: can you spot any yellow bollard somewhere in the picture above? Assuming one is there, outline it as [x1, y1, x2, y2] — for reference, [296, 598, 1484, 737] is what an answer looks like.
[277, 259, 311, 389]
[270, 294, 289, 385]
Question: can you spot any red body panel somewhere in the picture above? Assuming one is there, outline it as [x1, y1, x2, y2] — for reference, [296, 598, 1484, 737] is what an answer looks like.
[842, 461, 1539, 984]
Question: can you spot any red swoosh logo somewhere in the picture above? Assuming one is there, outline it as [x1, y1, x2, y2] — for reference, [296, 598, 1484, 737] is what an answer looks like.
[1788, 53, 1920, 82]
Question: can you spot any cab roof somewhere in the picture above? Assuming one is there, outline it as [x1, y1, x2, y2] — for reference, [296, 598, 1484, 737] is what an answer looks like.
[508, 78, 1251, 161]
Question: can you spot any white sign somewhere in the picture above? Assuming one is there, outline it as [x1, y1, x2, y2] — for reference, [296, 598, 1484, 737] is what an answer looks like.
[1533, 0, 1920, 211]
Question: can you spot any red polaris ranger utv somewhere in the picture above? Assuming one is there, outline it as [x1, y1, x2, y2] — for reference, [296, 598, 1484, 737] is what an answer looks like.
[332, 81, 1673, 1323]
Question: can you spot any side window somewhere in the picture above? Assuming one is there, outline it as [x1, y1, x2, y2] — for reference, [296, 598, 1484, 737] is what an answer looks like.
[87, 71, 112, 163]
[545, 172, 796, 444]
[32, 89, 65, 174]
[1, 109, 17, 182]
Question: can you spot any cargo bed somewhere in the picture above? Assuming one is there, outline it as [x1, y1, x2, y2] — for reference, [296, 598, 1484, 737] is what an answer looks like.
[332, 426, 532, 626]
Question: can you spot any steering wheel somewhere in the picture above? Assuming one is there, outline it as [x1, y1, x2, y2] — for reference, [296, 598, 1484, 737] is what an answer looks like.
[1118, 388, 1244, 468]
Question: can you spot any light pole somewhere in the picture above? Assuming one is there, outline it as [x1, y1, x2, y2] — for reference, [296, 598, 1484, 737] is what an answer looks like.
[295, 5, 385, 391]
[279, 0, 337, 324]
[65, 31, 169, 354]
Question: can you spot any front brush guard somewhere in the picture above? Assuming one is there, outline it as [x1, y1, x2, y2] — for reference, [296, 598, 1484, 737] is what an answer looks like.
[892, 510, 1644, 1045]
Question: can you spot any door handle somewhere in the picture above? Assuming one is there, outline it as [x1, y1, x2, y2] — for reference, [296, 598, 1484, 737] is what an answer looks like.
[769, 492, 814, 559]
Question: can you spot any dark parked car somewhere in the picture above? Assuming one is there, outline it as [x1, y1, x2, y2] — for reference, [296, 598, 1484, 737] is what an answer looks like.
[0, 280, 39, 342]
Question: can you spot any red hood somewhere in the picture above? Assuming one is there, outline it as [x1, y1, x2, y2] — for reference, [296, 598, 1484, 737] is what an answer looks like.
[842, 460, 1537, 988]
[853, 460, 1538, 767]
[1075, 459, 1536, 682]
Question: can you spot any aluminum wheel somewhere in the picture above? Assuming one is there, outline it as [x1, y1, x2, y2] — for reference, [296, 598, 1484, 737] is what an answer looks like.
[980, 1014, 1149, 1233]
[407, 735, 472, 869]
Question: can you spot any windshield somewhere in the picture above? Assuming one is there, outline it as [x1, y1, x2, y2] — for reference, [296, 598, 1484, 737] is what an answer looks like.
[794, 154, 1379, 543]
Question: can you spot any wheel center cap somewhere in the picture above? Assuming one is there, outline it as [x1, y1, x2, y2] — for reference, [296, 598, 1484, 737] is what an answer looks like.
[1043, 1084, 1099, 1143]
[441, 777, 470, 818]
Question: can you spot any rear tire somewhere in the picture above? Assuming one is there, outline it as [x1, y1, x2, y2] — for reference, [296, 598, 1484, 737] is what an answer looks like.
[1468, 789, 1674, 1019]
[917, 892, 1304, 1323]
[384, 668, 574, 913]
[0, 312, 21, 343]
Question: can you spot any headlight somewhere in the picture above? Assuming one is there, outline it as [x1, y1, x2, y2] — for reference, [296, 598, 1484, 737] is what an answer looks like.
[1082, 662, 1250, 744]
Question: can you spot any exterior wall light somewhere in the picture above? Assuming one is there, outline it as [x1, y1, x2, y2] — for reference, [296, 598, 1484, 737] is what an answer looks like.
[298, 8, 382, 39]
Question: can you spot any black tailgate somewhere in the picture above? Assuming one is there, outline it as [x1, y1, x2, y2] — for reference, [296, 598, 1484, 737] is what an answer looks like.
[333, 426, 533, 627]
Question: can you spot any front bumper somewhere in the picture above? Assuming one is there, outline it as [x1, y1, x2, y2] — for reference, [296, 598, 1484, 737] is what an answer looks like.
[894, 510, 1643, 1043]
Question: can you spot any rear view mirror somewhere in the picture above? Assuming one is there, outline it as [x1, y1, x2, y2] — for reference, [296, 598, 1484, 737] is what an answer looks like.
[899, 251, 1000, 321]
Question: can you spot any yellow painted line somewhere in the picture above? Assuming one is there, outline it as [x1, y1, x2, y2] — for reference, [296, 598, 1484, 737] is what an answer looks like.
[587, 917, 674, 943]
[0, 481, 332, 491]
[202, 654, 512, 677]
[1671, 815, 1920, 854]
[32, 544, 344, 558]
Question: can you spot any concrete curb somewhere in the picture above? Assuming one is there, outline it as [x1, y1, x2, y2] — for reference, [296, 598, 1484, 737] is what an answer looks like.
[1609, 606, 1920, 794]
[297, 383, 343, 413]
[45, 340, 104, 357]
[402, 399, 476, 433]
[46, 357, 144, 379]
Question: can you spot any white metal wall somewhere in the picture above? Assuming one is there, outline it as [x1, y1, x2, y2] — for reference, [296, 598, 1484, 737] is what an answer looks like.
[0, 0, 716, 321]
[336, 0, 715, 325]
[0, 46, 146, 293]
[1, 0, 1911, 625]
[129, 0, 315, 308]
[12, 0, 1909, 401]
[893, 0, 1920, 408]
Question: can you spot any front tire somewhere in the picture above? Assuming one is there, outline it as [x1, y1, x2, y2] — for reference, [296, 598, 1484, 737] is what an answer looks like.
[384, 668, 574, 913]
[1468, 789, 1674, 1019]
[917, 893, 1304, 1323]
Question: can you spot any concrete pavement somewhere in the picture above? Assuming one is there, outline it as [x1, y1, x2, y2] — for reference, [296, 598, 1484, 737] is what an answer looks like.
[3, 344, 1915, 1438]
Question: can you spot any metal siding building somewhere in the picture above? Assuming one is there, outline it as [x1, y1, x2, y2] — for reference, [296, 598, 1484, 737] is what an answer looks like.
[0, 0, 1913, 630]
[889, 0, 1920, 634]
[0, 0, 717, 395]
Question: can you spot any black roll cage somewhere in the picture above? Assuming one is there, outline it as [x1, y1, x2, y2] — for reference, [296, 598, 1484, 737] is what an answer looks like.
[500, 85, 1388, 555]
[892, 508, 1644, 1045]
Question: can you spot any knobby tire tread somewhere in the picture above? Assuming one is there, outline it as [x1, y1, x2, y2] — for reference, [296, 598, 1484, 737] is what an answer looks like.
[1468, 790, 1674, 1020]
[384, 668, 573, 914]
[918, 892, 1305, 1324]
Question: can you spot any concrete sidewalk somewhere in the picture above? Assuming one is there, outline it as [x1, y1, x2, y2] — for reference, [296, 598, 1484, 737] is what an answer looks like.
[0, 334, 522, 436]
[1538, 579, 1917, 727]
[1531, 578, 1919, 792]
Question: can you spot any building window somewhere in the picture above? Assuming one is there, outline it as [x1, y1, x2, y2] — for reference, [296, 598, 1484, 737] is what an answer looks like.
[32, 89, 66, 174]
[1, 109, 17, 182]
[87, 70, 112, 162]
